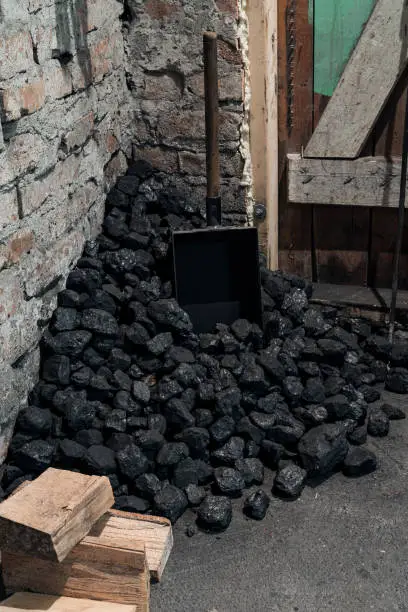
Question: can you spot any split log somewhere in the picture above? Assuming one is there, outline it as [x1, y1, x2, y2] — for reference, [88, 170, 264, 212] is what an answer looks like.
[0, 468, 114, 561]
[0, 593, 140, 612]
[93, 510, 173, 582]
[2, 540, 149, 610]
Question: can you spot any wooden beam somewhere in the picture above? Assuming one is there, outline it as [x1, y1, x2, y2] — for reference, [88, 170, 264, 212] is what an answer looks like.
[90, 510, 173, 583]
[288, 154, 406, 207]
[0, 468, 114, 562]
[247, 0, 279, 269]
[304, 0, 408, 159]
[0, 593, 140, 612]
[2, 541, 149, 610]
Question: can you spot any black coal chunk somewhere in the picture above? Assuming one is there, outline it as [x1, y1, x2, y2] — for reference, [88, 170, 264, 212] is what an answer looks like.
[66, 268, 102, 293]
[185, 484, 206, 506]
[15, 440, 55, 472]
[282, 376, 303, 403]
[172, 457, 199, 488]
[381, 403, 406, 420]
[163, 398, 195, 431]
[367, 408, 390, 437]
[175, 427, 210, 458]
[243, 490, 270, 520]
[148, 299, 193, 333]
[115, 496, 150, 513]
[17, 406, 52, 437]
[210, 416, 235, 444]
[50, 331, 92, 358]
[51, 308, 81, 333]
[81, 309, 119, 337]
[58, 439, 86, 466]
[214, 467, 245, 497]
[116, 444, 149, 480]
[297, 423, 349, 476]
[156, 442, 189, 466]
[42, 355, 71, 385]
[135, 473, 162, 500]
[84, 445, 116, 475]
[197, 495, 232, 532]
[147, 332, 173, 355]
[385, 368, 408, 394]
[343, 448, 377, 477]
[347, 425, 367, 446]
[235, 458, 264, 486]
[154, 485, 188, 523]
[302, 378, 326, 404]
[75, 429, 103, 447]
[273, 464, 307, 498]
[212, 437, 245, 466]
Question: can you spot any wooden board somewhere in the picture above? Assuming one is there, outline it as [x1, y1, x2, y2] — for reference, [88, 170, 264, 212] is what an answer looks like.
[94, 510, 173, 582]
[0, 593, 139, 612]
[288, 154, 408, 207]
[0, 469, 114, 562]
[278, 0, 314, 278]
[6, 481, 173, 582]
[371, 65, 408, 289]
[305, 0, 408, 158]
[2, 541, 149, 609]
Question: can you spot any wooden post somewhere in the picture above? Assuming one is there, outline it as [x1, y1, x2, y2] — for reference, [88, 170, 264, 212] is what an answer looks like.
[247, 0, 279, 270]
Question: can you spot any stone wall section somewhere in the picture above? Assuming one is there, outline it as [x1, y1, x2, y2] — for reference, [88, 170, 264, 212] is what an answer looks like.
[0, 0, 130, 462]
[124, 0, 248, 224]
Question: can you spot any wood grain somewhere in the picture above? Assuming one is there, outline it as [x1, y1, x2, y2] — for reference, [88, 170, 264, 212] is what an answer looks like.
[278, 0, 314, 278]
[288, 154, 408, 208]
[305, 0, 408, 158]
[94, 510, 173, 582]
[2, 542, 149, 609]
[0, 469, 114, 562]
[371, 66, 408, 289]
[0, 593, 139, 612]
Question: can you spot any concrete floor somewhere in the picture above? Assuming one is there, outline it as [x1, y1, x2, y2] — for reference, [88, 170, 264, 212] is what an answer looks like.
[152, 391, 408, 612]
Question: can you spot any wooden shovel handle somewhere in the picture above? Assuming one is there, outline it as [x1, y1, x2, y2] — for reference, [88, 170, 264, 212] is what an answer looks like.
[203, 32, 220, 199]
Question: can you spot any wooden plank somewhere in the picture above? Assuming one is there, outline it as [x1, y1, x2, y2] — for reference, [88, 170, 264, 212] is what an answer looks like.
[0, 468, 114, 562]
[0, 593, 139, 612]
[278, 0, 314, 278]
[6, 482, 173, 582]
[247, 0, 279, 268]
[312, 206, 369, 285]
[94, 510, 173, 582]
[287, 154, 408, 208]
[370, 66, 408, 288]
[305, 0, 408, 158]
[311, 283, 408, 311]
[2, 541, 149, 609]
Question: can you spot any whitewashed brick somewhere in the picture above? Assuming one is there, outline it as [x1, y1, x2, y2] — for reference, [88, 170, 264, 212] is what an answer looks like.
[0, 26, 34, 80]
[0, 189, 19, 230]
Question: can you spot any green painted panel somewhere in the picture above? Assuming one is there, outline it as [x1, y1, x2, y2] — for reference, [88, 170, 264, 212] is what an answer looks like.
[313, 0, 377, 97]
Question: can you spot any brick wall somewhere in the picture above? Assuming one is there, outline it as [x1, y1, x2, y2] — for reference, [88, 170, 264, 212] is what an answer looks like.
[0, 0, 248, 462]
[0, 0, 131, 462]
[124, 0, 249, 224]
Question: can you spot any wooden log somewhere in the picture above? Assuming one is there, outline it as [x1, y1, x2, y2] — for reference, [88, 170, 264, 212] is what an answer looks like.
[287, 154, 407, 208]
[0, 593, 140, 612]
[0, 468, 114, 562]
[91, 510, 173, 582]
[305, 0, 408, 158]
[2, 540, 149, 610]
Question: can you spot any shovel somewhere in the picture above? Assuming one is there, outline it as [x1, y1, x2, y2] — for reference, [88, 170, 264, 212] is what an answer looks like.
[172, 32, 262, 334]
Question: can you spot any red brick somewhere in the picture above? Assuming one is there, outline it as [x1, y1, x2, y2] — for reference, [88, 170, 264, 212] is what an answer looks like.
[215, 0, 238, 16]
[44, 60, 73, 100]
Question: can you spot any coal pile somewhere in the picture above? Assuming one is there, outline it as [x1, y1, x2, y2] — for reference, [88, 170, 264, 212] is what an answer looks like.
[2, 161, 407, 532]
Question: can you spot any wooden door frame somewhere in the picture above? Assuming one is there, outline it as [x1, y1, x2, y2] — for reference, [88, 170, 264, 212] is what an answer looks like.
[246, 0, 279, 270]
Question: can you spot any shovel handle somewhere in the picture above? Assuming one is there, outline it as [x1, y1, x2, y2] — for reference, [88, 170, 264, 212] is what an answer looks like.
[203, 32, 221, 224]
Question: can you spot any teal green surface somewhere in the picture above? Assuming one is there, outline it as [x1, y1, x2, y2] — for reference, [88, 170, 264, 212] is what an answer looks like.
[311, 0, 376, 97]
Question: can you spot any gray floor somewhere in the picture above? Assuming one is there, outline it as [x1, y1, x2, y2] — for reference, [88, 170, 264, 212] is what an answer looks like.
[151, 391, 408, 612]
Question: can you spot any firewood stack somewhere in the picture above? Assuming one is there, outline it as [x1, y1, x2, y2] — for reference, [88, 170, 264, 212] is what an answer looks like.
[0, 469, 173, 612]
